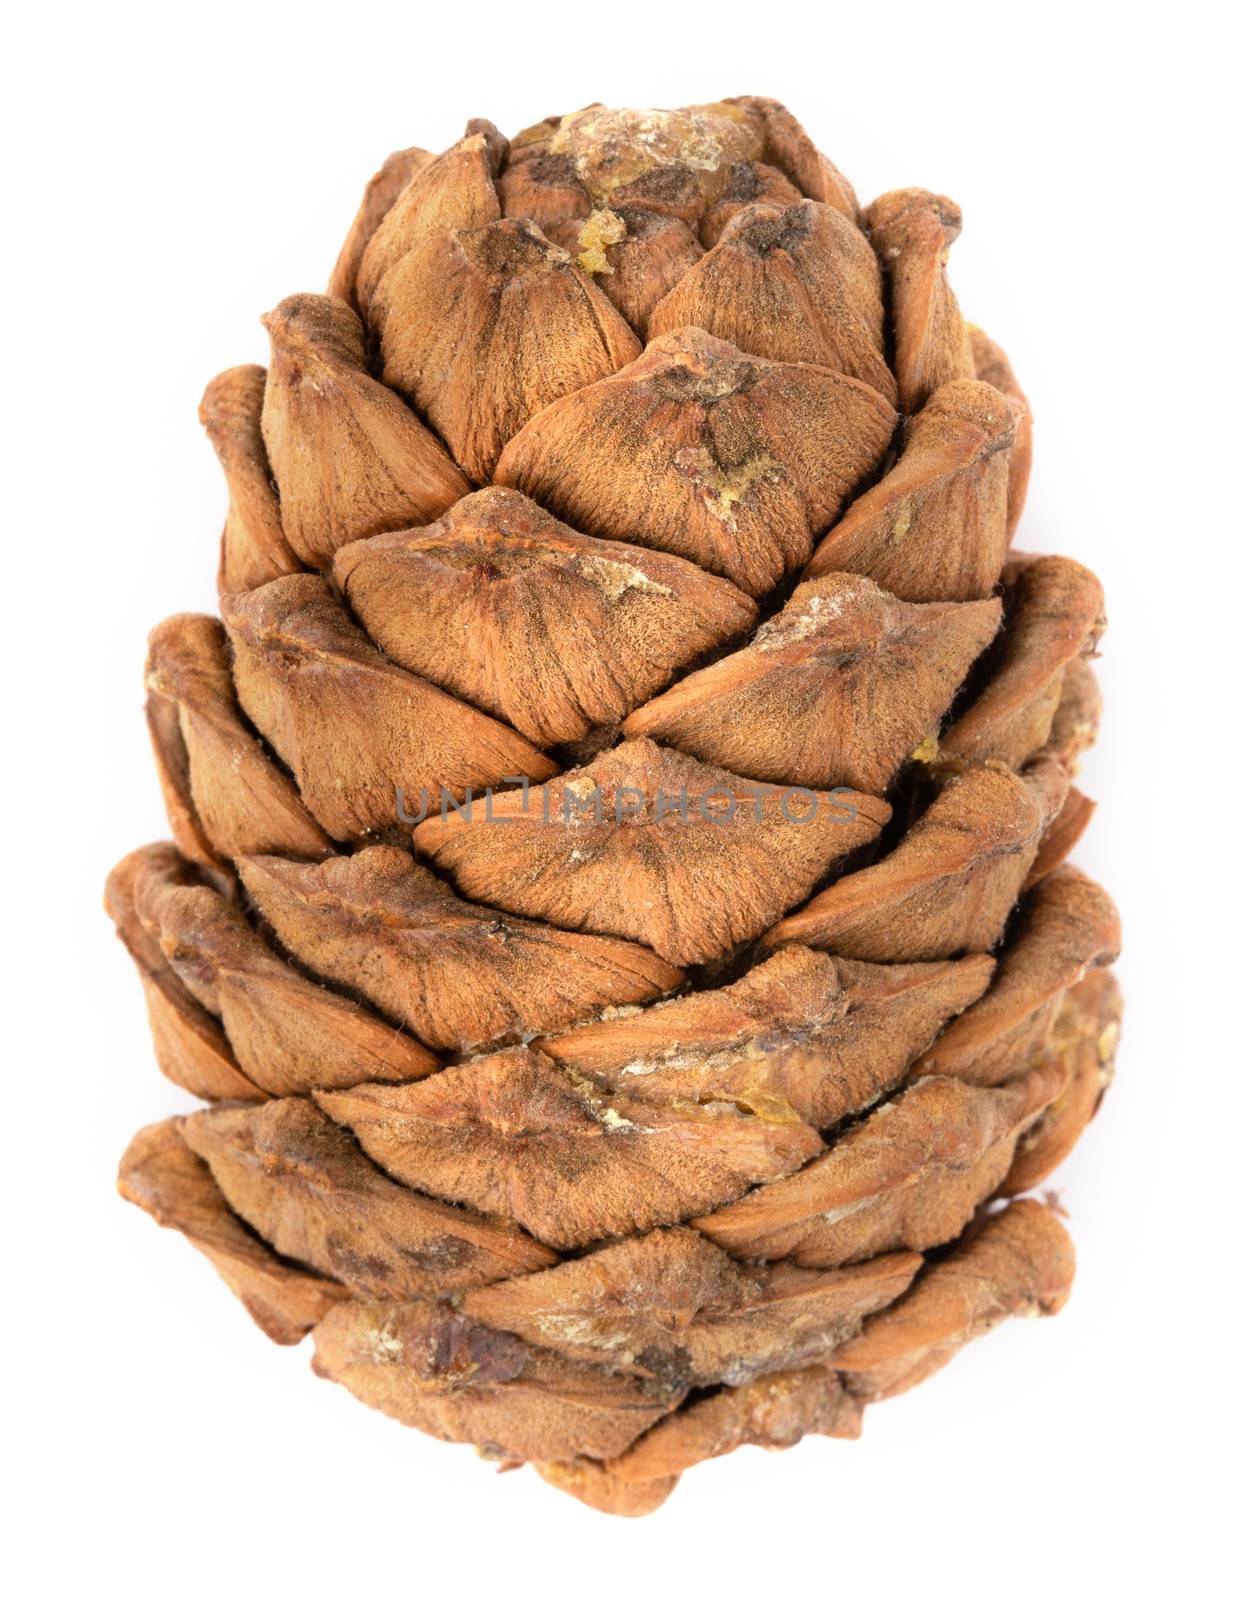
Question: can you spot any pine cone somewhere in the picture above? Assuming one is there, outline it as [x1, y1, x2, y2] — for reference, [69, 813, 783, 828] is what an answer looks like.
[110, 98, 1121, 1517]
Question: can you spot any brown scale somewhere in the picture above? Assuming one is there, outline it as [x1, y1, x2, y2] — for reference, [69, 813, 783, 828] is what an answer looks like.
[333, 487, 757, 746]
[411, 738, 892, 966]
[647, 199, 897, 402]
[374, 217, 641, 481]
[495, 326, 897, 598]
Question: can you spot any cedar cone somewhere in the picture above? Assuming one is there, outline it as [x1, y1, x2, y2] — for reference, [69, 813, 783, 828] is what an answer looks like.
[109, 98, 1122, 1517]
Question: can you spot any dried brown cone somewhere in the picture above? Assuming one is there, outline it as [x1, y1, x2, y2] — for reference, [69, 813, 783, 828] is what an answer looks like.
[108, 97, 1120, 1515]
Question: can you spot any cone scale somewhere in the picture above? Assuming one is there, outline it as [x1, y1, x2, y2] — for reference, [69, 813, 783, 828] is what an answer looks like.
[110, 98, 1121, 1516]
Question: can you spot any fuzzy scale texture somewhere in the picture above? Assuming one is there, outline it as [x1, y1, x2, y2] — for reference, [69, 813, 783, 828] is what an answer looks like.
[110, 97, 1120, 1517]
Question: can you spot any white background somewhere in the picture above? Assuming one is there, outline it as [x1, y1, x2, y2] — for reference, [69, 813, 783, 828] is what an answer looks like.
[4, 3, 1240, 1594]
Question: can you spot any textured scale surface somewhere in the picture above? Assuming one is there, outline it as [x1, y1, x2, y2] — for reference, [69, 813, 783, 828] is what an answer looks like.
[110, 97, 1120, 1517]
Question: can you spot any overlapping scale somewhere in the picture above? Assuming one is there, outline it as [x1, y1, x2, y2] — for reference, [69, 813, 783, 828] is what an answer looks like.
[106, 846, 261, 1103]
[461, 1229, 920, 1386]
[317, 1046, 823, 1251]
[238, 844, 682, 1053]
[182, 1097, 557, 1296]
[221, 573, 554, 840]
[1002, 969, 1122, 1193]
[543, 945, 994, 1128]
[144, 613, 331, 866]
[310, 1297, 679, 1464]
[495, 327, 897, 597]
[647, 200, 896, 401]
[938, 555, 1107, 771]
[546, 206, 705, 336]
[411, 738, 891, 966]
[865, 188, 976, 412]
[970, 325, 1033, 537]
[832, 1198, 1076, 1400]
[805, 379, 1016, 600]
[608, 1366, 862, 1483]
[624, 573, 1001, 792]
[620, 576, 998, 793]
[373, 217, 642, 481]
[763, 759, 1070, 959]
[913, 866, 1121, 1086]
[692, 1059, 1067, 1266]
[119, 843, 437, 1093]
[333, 487, 756, 746]
[199, 365, 302, 594]
[328, 145, 432, 311]
[259, 294, 469, 566]
[700, 161, 803, 246]
[354, 121, 506, 316]
[118, 1119, 347, 1343]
